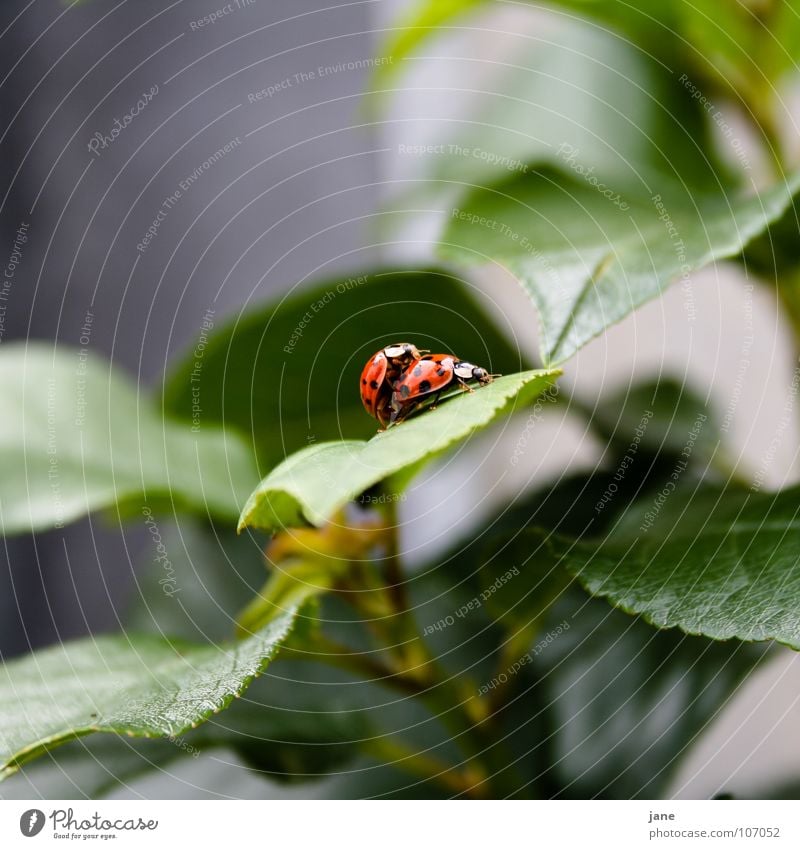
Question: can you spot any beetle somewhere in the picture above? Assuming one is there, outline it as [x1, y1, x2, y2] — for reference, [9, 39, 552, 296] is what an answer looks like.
[389, 353, 493, 424]
[359, 342, 423, 427]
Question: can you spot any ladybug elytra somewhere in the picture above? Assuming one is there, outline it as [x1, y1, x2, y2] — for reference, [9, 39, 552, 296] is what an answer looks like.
[389, 353, 493, 425]
[359, 342, 423, 427]
[359, 344, 496, 429]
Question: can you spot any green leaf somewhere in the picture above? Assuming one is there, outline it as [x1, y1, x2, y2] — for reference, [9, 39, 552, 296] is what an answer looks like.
[377, 0, 483, 83]
[376, 3, 725, 194]
[0, 610, 296, 780]
[0, 735, 187, 799]
[613, 0, 800, 101]
[441, 168, 800, 365]
[764, 0, 800, 86]
[592, 377, 719, 467]
[0, 343, 258, 535]
[0, 678, 369, 795]
[236, 561, 339, 639]
[542, 484, 800, 650]
[124, 520, 368, 785]
[416, 470, 768, 796]
[162, 268, 527, 469]
[379, 1, 800, 98]
[126, 518, 268, 643]
[740, 200, 800, 281]
[193, 678, 369, 783]
[534, 587, 767, 798]
[238, 369, 559, 534]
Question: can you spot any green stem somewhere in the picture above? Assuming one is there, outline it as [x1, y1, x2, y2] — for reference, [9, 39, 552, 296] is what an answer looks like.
[376, 500, 430, 672]
[487, 569, 572, 716]
[268, 505, 536, 796]
[288, 633, 521, 795]
[375, 506, 532, 796]
[287, 633, 426, 696]
[776, 271, 800, 366]
[709, 446, 755, 489]
[359, 736, 488, 798]
[750, 100, 786, 179]
[686, 51, 785, 179]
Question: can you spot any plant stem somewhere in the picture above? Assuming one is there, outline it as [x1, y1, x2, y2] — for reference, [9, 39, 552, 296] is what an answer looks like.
[272, 503, 535, 796]
[380, 500, 407, 611]
[375, 510, 533, 796]
[358, 736, 489, 798]
[290, 633, 522, 796]
[776, 271, 800, 367]
[286, 634, 427, 696]
[486, 569, 572, 716]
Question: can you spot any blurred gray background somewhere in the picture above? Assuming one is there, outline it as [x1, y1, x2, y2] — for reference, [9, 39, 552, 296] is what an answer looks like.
[0, 0, 382, 656]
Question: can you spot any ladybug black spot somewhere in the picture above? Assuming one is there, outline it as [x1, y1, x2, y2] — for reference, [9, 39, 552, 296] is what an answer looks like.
[400, 385, 411, 399]
[370, 380, 380, 389]
[437, 368, 446, 376]
[362, 378, 367, 384]
[413, 364, 423, 377]
[419, 379, 432, 393]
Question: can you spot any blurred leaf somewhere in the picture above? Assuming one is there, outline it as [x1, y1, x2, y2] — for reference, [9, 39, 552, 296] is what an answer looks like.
[0, 679, 369, 795]
[545, 0, 769, 94]
[440, 168, 800, 365]
[740, 198, 800, 279]
[753, 777, 800, 800]
[193, 678, 369, 783]
[415, 470, 767, 797]
[162, 269, 527, 470]
[126, 518, 268, 643]
[236, 562, 340, 639]
[764, 0, 800, 85]
[592, 377, 719, 466]
[630, 0, 800, 100]
[238, 369, 559, 534]
[379, 0, 483, 79]
[124, 519, 369, 784]
[0, 735, 186, 799]
[0, 610, 296, 780]
[414, 457, 685, 664]
[533, 586, 767, 798]
[377, 3, 726, 193]
[0, 343, 258, 535]
[380, 0, 800, 101]
[542, 484, 800, 650]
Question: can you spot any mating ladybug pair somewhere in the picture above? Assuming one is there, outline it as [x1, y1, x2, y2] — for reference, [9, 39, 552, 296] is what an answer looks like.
[360, 342, 495, 429]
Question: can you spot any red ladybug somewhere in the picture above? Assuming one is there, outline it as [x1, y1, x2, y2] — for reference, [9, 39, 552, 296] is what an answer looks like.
[360, 342, 423, 427]
[389, 354, 494, 425]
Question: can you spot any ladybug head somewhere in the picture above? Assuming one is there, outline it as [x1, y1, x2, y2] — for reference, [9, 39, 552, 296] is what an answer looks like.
[472, 366, 492, 385]
[453, 361, 492, 384]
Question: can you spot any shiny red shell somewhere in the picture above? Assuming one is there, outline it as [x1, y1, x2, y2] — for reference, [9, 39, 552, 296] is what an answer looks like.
[389, 353, 494, 424]
[360, 351, 389, 420]
[360, 343, 423, 427]
[393, 355, 456, 404]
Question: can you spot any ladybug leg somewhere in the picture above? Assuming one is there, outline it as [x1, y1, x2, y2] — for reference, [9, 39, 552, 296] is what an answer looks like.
[455, 376, 475, 393]
[389, 391, 408, 426]
[428, 390, 444, 411]
[390, 408, 411, 426]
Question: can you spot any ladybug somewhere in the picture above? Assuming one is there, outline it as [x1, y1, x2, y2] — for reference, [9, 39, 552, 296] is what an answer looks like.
[360, 342, 423, 427]
[389, 354, 494, 425]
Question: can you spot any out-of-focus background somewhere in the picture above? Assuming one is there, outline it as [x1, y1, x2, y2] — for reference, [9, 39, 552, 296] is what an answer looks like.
[1, 0, 799, 799]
